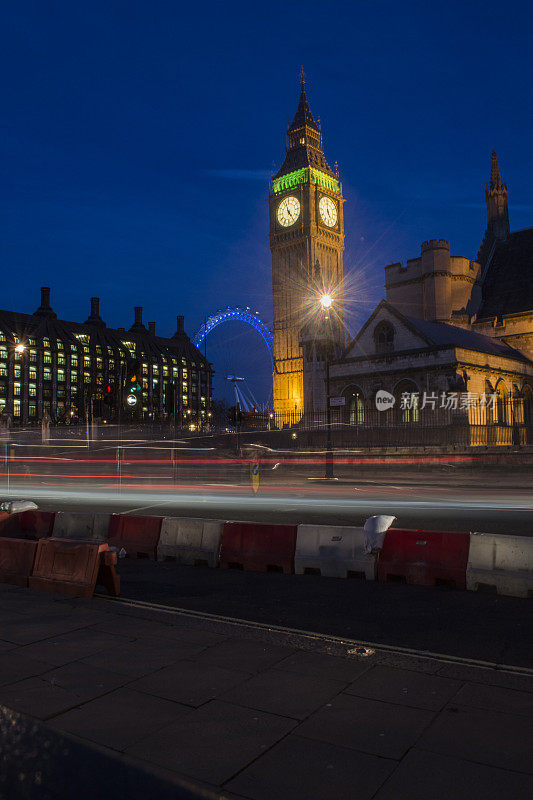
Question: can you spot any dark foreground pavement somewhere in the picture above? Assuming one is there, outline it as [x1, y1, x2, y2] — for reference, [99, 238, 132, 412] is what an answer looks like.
[0, 574, 532, 799]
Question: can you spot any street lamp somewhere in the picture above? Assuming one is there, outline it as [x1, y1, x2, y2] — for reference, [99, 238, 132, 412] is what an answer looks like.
[15, 343, 26, 354]
[319, 294, 335, 480]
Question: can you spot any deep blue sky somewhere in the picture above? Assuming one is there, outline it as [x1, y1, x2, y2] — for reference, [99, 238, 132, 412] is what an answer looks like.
[2, 1, 532, 404]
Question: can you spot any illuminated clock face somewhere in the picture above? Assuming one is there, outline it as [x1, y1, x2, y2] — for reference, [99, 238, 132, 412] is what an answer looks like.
[277, 196, 300, 227]
[319, 196, 338, 227]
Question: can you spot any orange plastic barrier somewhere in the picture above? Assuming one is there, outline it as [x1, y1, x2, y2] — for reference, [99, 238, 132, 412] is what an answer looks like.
[0, 538, 38, 587]
[0, 510, 55, 540]
[108, 514, 163, 559]
[377, 528, 470, 589]
[220, 521, 297, 574]
[29, 538, 120, 598]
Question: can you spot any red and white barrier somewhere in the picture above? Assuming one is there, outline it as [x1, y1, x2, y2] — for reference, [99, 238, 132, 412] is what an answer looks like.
[157, 517, 224, 567]
[295, 525, 376, 579]
[467, 532, 533, 598]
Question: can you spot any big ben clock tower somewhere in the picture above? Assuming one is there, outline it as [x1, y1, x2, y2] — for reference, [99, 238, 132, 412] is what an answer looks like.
[269, 71, 345, 422]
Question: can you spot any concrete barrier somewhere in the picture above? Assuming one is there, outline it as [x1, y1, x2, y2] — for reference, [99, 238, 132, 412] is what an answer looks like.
[157, 517, 224, 567]
[467, 532, 533, 598]
[295, 525, 376, 579]
[53, 512, 110, 543]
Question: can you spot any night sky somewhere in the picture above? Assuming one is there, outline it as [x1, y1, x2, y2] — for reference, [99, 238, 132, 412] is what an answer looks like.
[2, 1, 532, 405]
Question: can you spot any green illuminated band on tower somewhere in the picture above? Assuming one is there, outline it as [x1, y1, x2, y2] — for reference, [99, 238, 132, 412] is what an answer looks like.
[270, 167, 341, 196]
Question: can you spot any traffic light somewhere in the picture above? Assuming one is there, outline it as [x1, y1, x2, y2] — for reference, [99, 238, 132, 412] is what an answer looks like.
[127, 360, 142, 394]
[103, 383, 115, 405]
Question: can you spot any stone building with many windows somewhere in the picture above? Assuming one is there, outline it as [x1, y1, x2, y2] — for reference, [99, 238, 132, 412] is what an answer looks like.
[0, 287, 212, 427]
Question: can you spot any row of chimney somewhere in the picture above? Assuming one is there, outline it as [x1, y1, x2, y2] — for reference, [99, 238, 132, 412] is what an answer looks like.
[35, 286, 186, 338]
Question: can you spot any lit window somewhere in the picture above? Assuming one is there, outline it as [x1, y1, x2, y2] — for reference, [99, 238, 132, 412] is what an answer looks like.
[14, 382, 21, 396]
[83, 346, 90, 354]
[29, 404, 36, 417]
[71, 370, 78, 381]
[0, 364, 7, 377]
[29, 384, 37, 397]
[84, 357, 91, 367]
[13, 400, 21, 417]
[58, 369, 65, 382]
[57, 354, 65, 365]
[30, 349, 37, 362]
[57, 340, 63, 349]
[84, 372, 91, 383]
[14, 366, 21, 378]
[29, 367, 37, 380]
[96, 358, 103, 369]
[44, 351, 52, 364]
[71, 355, 78, 366]
[43, 368, 52, 381]
[43, 338, 50, 348]
[153, 365, 159, 375]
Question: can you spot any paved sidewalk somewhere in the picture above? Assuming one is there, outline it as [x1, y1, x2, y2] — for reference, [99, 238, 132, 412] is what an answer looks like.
[0, 583, 532, 799]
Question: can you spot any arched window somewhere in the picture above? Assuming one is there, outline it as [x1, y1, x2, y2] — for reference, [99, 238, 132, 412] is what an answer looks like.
[495, 380, 510, 425]
[394, 379, 419, 423]
[343, 385, 365, 425]
[374, 321, 394, 354]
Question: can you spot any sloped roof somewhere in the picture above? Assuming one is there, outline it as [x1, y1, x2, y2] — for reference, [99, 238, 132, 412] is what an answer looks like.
[477, 227, 533, 318]
[288, 85, 319, 132]
[404, 314, 529, 362]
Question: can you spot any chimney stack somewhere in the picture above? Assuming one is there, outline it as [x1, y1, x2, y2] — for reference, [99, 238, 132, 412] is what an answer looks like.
[91, 297, 100, 317]
[134, 306, 143, 325]
[34, 286, 57, 318]
[148, 321, 156, 336]
[41, 287, 51, 308]
[176, 315, 184, 333]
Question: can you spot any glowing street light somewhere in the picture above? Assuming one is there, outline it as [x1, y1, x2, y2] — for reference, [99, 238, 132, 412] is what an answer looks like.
[15, 343, 26, 353]
[318, 295, 335, 480]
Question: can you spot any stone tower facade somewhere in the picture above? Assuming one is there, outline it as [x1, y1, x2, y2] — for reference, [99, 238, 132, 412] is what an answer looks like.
[268, 73, 345, 421]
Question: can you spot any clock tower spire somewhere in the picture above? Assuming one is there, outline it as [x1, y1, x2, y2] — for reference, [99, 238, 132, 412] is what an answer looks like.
[269, 73, 345, 422]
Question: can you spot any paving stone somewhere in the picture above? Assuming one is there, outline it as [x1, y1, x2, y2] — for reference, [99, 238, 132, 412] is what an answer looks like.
[226, 733, 395, 800]
[220, 668, 346, 720]
[126, 699, 296, 785]
[0, 616, 97, 645]
[450, 681, 533, 717]
[130, 660, 251, 706]
[344, 665, 462, 710]
[81, 639, 206, 678]
[275, 650, 373, 682]
[373, 748, 533, 800]
[419, 705, 533, 773]
[297, 693, 435, 760]
[40, 661, 127, 702]
[195, 639, 296, 674]
[0, 651, 51, 686]
[0, 676, 85, 719]
[16, 629, 134, 667]
[50, 688, 191, 750]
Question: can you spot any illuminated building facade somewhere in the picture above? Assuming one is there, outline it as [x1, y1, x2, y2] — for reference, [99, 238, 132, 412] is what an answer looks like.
[269, 73, 345, 421]
[0, 288, 212, 427]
